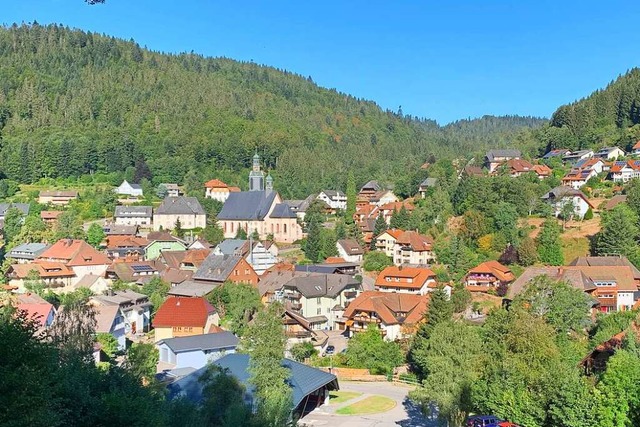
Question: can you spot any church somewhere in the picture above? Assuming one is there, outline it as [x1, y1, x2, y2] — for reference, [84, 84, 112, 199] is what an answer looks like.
[216, 154, 304, 243]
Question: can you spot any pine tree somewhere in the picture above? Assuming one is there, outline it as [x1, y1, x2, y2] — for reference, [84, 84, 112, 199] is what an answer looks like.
[595, 204, 639, 261]
[424, 286, 453, 335]
[304, 218, 322, 263]
[235, 226, 247, 240]
[370, 213, 388, 250]
[536, 219, 564, 266]
[174, 218, 184, 238]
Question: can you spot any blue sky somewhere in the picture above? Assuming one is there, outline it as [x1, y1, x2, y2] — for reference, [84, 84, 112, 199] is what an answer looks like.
[3, 1, 640, 124]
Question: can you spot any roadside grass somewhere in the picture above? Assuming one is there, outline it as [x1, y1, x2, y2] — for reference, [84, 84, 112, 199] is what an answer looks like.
[329, 391, 362, 405]
[336, 395, 396, 415]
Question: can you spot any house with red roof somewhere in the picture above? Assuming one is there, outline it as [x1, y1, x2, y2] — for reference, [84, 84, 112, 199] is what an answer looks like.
[610, 160, 640, 183]
[339, 290, 429, 340]
[374, 229, 405, 258]
[375, 265, 445, 296]
[204, 179, 240, 203]
[38, 239, 111, 284]
[16, 293, 56, 329]
[464, 260, 515, 293]
[633, 140, 640, 156]
[153, 296, 219, 342]
[7, 261, 75, 290]
[393, 231, 435, 265]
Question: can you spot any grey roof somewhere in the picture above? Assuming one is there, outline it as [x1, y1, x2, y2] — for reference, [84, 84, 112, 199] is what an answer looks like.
[294, 263, 358, 274]
[419, 178, 437, 188]
[215, 239, 246, 256]
[74, 273, 104, 289]
[285, 194, 315, 213]
[168, 280, 217, 297]
[217, 190, 277, 220]
[282, 273, 361, 298]
[159, 331, 239, 353]
[485, 149, 521, 162]
[322, 190, 345, 198]
[92, 289, 149, 306]
[271, 203, 297, 219]
[563, 150, 593, 159]
[541, 186, 588, 201]
[192, 254, 242, 282]
[168, 353, 338, 408]
[596, 146, 622, 154]
[507, 267, 596, 299]
[155, 197, 205, 215]
[337, 239, 364, 255]
[8, 243, 49, 259]
[103, 224, 138, 235]
[360, 180, 381, 192]
[115, 205, 153, 217]
[0, 203, 30, 217]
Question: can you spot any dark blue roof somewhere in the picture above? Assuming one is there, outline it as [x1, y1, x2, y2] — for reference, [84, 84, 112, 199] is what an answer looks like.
[167, 353, 338, 407]
[271, 203, 297, 218]
[217, 191, 277, 220]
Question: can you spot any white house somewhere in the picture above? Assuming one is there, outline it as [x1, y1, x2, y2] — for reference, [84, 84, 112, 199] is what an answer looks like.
[93, 305, 127, 351]
[541, 186, 594, 219]
[156, 332, 239, 370]
[594, 146, 625, 160]
[562, 150, 594, 165]
[114, 206, 153, 227]
[91, 290, 152, 336]
[336, 239, 364, 263]
[316, 190, 347, 210]
[213, 239, 279, 276]
[610, 160, 640, 183]
[115, 180, 143, 197]
[633, 141, 640, 156]
[153, 197, 207, 231]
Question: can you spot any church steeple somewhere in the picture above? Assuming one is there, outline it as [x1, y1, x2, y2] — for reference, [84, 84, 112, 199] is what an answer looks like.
[249, 151, 265, 191]
[266, 173, 273, 192]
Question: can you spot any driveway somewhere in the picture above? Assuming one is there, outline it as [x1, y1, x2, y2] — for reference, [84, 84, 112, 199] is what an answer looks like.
[324, 330, 348, 354]
[299, 381, 438, 427]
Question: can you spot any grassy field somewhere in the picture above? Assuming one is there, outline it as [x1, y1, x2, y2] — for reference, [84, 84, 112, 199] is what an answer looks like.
[336, 395, 396, 415]
[329, 391, 362, 405]
[561, 236, 590, 263]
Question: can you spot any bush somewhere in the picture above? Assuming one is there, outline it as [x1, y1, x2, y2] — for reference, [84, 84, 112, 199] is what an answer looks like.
[362, 251, 393, 272]
[584, 208, 594, 220]
[290, 342, 317, 362]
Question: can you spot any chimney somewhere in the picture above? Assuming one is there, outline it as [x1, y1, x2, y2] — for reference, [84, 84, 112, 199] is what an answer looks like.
[176, 298, 181, 306]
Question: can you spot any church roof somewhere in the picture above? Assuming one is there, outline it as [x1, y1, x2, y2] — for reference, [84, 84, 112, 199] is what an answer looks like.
[270, 203, 297, 218]
[217, 191, 278, 220]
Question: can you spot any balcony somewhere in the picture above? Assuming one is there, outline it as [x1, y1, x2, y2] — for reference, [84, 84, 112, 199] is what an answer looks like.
[290, 302, 302, 310]
[343, 291, 357, 299]
[286, 330, 312, 339]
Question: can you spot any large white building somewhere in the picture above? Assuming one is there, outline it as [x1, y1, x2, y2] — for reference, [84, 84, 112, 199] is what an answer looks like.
[316, 190, 347, 210]
[153, 197, 206, 231]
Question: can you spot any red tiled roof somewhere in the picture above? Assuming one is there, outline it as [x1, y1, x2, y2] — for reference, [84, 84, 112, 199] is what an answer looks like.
[39, 239, 111, 267]
[325, 257, 347, 264]
[467, 260, 515, 282]
[16, 293, 54, 327]
[379, 228, 404, 240]
[105, 235, 149, 249]
[375, 266, 437, 290]
[506, 158, 534, 173]
[10, 261, 75, 278]
[343, 290, 429, 325]
[152, 296, 216, 328]
[40, 211, 63, 220]
[204, 179, 228, 189]
[379, 200, 415, 212]
[634, 140, 640, 150]
[396, 231, 434, 251]
[532, 164, 552, 176]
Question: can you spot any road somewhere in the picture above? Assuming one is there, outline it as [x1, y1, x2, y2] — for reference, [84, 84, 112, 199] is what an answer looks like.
[300, 381, 438, 427]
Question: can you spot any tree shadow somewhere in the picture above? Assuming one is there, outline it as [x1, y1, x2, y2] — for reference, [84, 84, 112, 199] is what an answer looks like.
[396, 398, 441, 427]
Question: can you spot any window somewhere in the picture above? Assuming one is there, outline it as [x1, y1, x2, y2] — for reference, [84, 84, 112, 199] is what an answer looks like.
[317, 307, 322, 315]
[234, 270, 239, 276]
[284, 224, 287, 233]
[317, 297, 321, 304]
[245, 269, 249, 275]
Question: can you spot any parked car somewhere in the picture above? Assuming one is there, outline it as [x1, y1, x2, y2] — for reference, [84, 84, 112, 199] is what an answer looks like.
[487, 423, 520, 427]
[325, 345, 335, 355]
[466, 415, 504, 427]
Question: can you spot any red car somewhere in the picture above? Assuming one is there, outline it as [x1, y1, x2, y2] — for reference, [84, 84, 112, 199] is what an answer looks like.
[487, 422, 521, 427]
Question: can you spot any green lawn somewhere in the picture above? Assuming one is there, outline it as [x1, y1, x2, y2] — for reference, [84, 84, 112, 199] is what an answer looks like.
[329, 391, 362, 405]
[336, 395, 396, 415]
[561, 237, 590, 263]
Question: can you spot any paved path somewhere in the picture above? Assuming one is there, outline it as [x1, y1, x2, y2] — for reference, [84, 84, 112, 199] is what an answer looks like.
[299, 381, 438, 427]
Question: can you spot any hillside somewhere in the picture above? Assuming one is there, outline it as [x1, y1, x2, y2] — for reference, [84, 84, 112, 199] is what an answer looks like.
[0, 24, 544, 198]
[544, 68, 640, 153]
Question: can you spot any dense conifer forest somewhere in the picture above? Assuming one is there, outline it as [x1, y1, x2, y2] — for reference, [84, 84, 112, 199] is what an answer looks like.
[0, 23, 544, 198]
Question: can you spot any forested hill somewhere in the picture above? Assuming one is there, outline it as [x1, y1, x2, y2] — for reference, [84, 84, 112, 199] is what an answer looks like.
[0, 24, 543, 198]
[544, 68, 640, 153]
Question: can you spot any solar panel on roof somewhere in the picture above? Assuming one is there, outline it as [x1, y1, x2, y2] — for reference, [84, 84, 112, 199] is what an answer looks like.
[131, 265, 154, 272]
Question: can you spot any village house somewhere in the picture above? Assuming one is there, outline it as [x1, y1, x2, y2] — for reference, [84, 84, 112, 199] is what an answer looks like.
[294, 261, 359, 275]
[502, 158, 534, 177]
[610, 160, 640, 183]
[542, 148, 571, 160]
[369, 189, 399, 207]
[284, 195, 316, 221]
[38, 190, 78, 206]
[105, 260, 162, 284]
[339, 291, 429, 341]
[37, 239, 111, 284]
[104, 235, 149, 260]
[282, 309, 329, 356]
[145, 232, 187, 260]
[103, 223, 139, 237]
[157, 331, 239, 370]
[316, 190, 347, 211]
[562, 149, 594, 165]
[464, 260, 515, 293]
[418, 178, 437, 198]
[159, 249, 211, 272]
[91, 290, 152, 335]
[16, 293, 56, 330]
[379, 200, 415, 224]
[73, 274, 110, 294]
[153, 196, 206, 231]
[633, 141, 640, 156]
[393, 231, 435, 266]
[160, 183, 182, 197]
[166, 353, 338, 417]
[561, 167, 597, 189]
[7, 261, 75, 290]
[167, 280, 216, 298]
[114, 206, 153, 227]
[192, 253, 259, 286]
[358, 180, 381, 200]
[0, 203, 29, 221]
[541, 186, 594, 219]
[217, 154, 303, 243]
[115, 180, 143, 198]
[484, 149, 521, 173]
[336, 239, 364, 263]
[7, 242, 49, 264]
[153, 296, 219, 342]
[93, 304, 128, 350]
[213, 239, 278, 275]
[575, 157, 606, 174]
[204, 179, 240, 203]
[595, 146, 625, 160]
[375, 265, 446, 296]
[276, 272, 362, 329]
[40, 210, 63, 225]
[375, 228, 405, 258]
